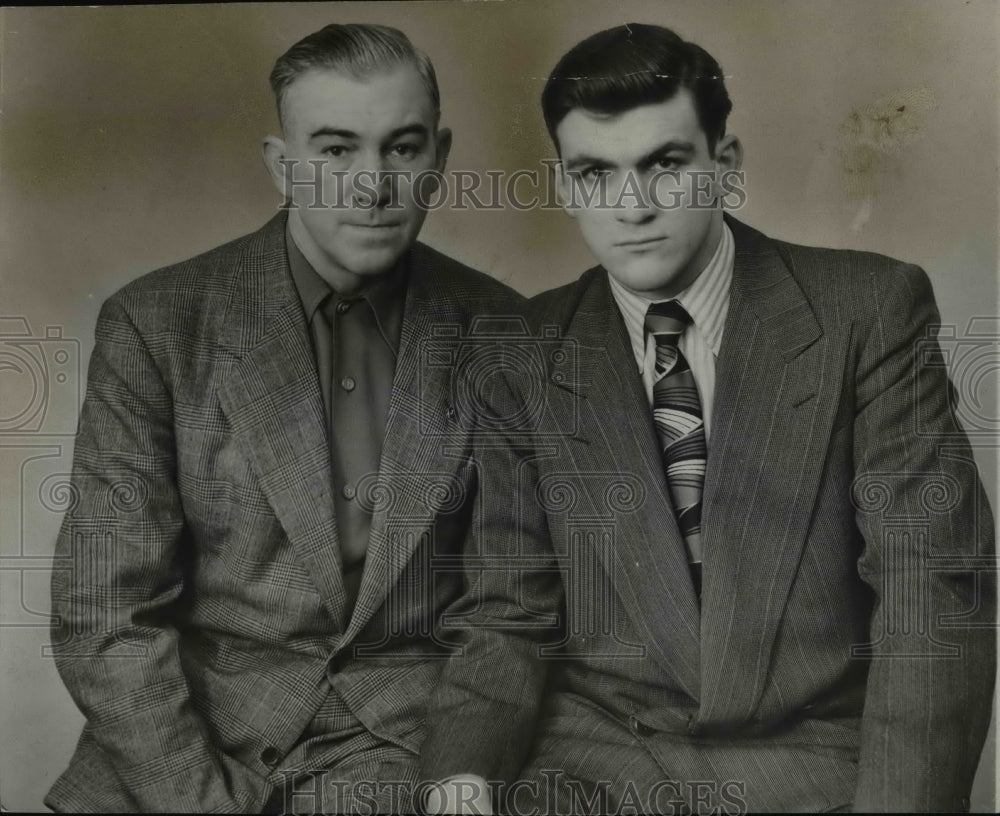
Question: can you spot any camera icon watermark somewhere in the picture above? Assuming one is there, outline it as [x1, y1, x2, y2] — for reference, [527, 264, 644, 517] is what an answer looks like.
[419, 316, 579, 437]
[0, 316, 81, 435]
[917, 317, 998, 438]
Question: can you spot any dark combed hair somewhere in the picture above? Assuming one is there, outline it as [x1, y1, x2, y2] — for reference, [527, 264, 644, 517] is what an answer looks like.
[541, 23, 732, 155]
[269, 23, 440, 126]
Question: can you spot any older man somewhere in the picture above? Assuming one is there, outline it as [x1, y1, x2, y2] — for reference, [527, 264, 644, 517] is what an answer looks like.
[47, 23, 521, 813]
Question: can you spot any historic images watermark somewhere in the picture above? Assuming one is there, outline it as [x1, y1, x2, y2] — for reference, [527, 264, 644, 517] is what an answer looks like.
[276, 160, 749, 213]
[271, 769, 749, 815]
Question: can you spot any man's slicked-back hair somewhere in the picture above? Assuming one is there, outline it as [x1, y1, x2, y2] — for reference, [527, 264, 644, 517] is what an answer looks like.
[542, 23, 732, 155]
[269, 23, 440, 128]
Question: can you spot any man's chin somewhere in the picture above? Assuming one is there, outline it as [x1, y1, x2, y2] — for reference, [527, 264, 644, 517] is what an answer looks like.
[606, 263, 686, 299]
[338, 245, 410, 278]
[346, 228, 420, 267]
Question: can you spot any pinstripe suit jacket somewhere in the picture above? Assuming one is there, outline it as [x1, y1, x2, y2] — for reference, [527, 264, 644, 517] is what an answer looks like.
[46, 212, 523, 812]
[421, 217, 995, 812]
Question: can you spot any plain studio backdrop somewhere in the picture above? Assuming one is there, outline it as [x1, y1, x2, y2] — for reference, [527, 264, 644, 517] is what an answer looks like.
[0, 1, 996, 810]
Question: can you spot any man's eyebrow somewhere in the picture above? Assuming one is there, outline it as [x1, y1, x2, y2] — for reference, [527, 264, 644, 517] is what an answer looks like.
[385, 124, 430, 141]
[563, 154, 614, 172]
[563, 140, 697, 172]
[637, 140, 696, 166]
[308, 127, 358, 141]
[307, 124, 431, 143]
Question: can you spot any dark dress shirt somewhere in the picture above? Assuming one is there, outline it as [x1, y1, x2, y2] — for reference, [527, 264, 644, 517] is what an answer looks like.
[286, 227, 406, 611]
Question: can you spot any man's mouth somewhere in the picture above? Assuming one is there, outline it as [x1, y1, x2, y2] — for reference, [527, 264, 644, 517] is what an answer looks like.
[616, 236, 666, 249]
[346, 221, 403, 229]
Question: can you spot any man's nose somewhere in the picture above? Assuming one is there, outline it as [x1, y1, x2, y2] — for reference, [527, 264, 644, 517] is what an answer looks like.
[615, 207, 656, 225]
[612, 176, 656, 224]
[614, 201, 656, 225]
[349, 151, 393, 207]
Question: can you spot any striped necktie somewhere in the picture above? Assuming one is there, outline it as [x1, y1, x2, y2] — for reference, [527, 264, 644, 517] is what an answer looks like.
[644, 300, 706, 594]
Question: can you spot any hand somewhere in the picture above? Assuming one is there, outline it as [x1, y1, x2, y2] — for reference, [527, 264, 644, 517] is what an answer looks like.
[423, 774, 492, 814]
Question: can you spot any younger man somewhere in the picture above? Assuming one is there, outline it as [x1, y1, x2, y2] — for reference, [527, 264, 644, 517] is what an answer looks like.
[423, 23, 995, 814]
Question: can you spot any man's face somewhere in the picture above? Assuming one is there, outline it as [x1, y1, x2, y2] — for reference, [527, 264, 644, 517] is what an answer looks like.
[555, 88, 740, 300]
[265, 64, 450, 287]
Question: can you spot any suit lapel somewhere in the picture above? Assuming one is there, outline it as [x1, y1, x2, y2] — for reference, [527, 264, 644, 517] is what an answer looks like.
[216, 213, 349, 630]
[697, 217, 845, 726]
[558, 272, 702, 697]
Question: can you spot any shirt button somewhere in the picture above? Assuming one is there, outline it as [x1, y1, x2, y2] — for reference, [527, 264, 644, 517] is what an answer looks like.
[336, 300, 352, 315]
[342, 484, 356, 500]
[340, 376, 356, 392]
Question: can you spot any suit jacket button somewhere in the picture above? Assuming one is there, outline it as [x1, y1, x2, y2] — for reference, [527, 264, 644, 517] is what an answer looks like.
[687, 716, 700, 735]
[328, 651, 346, 677]
[629, 715, 655, 737]
[260, 746, 281, 766]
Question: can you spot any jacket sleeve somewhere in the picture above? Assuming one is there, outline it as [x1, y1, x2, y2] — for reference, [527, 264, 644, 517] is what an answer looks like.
[419, 348, 564, 787]
[48, 294, 265, 812]
[851, 263, 996, 812]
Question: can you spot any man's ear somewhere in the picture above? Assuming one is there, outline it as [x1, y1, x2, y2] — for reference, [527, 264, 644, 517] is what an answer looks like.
[261, 135, 290, 197]
[710, 134, 744, 202]
[715, 133, 743, 177]
[433, 127, 452, 173]
[554, 162, 578, 219]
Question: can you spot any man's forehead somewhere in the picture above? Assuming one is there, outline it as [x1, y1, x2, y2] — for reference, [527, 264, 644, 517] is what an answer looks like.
[557, 90, 707, 160]
[281, 64, 436, 129]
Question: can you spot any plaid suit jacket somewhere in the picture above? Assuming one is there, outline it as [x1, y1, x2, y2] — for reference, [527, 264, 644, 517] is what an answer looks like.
[421, 217, 995, 813]
[46, 212, 524, 812]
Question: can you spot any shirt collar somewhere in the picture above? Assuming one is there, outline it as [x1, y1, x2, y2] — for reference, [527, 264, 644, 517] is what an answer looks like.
[285, 224, 408, 350]
[286, 225, 329, 325]
[609, 221, 734, 361]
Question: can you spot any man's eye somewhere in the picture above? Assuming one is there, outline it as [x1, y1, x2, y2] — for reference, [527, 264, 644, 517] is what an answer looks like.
[653, 157, 683, 171]
[579, 167, 610, 181]
[390, 143, 420, 159]
[322, 145, 349, 157]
